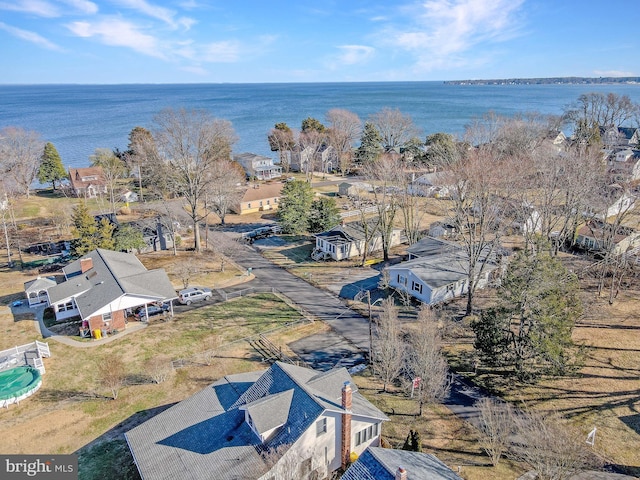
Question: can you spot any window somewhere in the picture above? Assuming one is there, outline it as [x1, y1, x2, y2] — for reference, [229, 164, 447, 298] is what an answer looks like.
[411, 281, 423, 294]
[355, 423, 379, 446]
[58, 300, 75, 312]
[247, 203, 251, 209]
[316, 418, 327, 436]
[398, 274, 407, 286]
[102, 312, 112, 322]
[266, 199, 270, 205]
[259, 200, 263, 207]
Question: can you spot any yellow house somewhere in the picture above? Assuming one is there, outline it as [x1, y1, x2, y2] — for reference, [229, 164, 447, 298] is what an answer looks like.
[233, 182, 284, 215]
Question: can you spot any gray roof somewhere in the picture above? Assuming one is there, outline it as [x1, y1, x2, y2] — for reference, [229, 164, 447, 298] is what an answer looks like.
[48, 249, 176, 318]
[126, 362, 388, 480]
[394, 237, 499, 289]
[24, 277, 57, 292]
[242, 389, 294, 435]
[406, 236, 462, 258]
[342, 447, 463, 480]
[315, 219, 397, 245]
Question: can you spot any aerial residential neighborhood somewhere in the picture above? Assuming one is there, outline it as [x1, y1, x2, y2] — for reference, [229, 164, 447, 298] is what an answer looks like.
[0, 89, 639, 480]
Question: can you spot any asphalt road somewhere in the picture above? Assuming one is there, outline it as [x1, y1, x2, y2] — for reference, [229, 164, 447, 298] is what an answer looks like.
[225, 242, 373, 353]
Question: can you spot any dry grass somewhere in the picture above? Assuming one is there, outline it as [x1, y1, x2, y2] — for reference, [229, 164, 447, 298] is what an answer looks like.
[354, 370, 528, 480]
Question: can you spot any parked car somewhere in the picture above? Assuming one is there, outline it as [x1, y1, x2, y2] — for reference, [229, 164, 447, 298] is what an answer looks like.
[135, 302, 170, 320]
[178, 287, 213, 305]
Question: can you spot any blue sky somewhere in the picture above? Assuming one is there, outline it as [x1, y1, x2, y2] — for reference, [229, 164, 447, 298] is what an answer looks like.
[0, 0, 638, 84]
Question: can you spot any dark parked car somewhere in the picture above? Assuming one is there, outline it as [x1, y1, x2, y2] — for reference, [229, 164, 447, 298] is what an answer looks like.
[134, 302, 170, 320]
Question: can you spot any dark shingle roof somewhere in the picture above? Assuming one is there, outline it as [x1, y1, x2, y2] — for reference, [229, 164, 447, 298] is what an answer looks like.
[342, 447, 464, 480]
[48, 249, 176, 317]
[126, 362, 388, 480]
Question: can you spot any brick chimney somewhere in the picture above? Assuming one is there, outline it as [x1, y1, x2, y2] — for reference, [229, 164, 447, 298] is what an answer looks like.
[395, 467, 407, 480]
[341, 381, 352, 470]
[80, 257, 93, 273]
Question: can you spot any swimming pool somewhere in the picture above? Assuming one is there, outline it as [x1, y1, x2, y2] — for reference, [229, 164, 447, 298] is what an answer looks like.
[0, 366, 42, 408]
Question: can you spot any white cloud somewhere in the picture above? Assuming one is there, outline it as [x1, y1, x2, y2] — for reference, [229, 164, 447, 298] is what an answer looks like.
[0, 21, 63, 50]
[114, 0, 195, 30]
[61, 0, 98, 14]
[66, 17, 164, 58]
[593, 69, 636, 78]
[0, 0, 59, 17]
[382, 0, 525, 72]
[200, 40, 240, 63]
[336, 45, 375, 65]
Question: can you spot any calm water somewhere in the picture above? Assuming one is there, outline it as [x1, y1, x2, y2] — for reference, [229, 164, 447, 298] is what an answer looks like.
[1, 82, 639, 169]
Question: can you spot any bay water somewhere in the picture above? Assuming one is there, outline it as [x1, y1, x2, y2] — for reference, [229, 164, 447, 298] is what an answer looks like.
[0, 82, 639, 170]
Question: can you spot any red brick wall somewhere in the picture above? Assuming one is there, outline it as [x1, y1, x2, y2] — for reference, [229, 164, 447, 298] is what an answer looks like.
[87, 309, 126, 335]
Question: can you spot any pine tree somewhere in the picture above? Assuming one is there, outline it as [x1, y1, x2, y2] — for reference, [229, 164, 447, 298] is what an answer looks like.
[308, 197, 340, 233]
[277, 180, 314, 234]
[355, 122, 383, 164]
[71, 204, 116, 256]
[38, 142, 66, 190]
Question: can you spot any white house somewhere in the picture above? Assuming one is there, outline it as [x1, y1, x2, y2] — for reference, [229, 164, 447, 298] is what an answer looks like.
[234, 153, 283, 181]
[408, 172, 451, 198]
[126, 361, 388, 480]
[386, 237, 501, 305]
[46, 249, 177, 334]
[312, 220, 403, 261]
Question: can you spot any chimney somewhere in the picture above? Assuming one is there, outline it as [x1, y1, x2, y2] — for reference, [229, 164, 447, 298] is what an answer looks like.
[80, 257, 93, 273]
[341, 382, 352, 470]
[395, 467, 407, 480]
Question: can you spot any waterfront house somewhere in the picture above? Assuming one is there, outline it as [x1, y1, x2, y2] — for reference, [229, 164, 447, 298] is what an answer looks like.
[234, 153, 283, 181]
[68, 167, 108, 198]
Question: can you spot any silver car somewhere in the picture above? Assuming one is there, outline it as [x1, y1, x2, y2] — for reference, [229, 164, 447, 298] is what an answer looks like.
[178, 287, 213, 305]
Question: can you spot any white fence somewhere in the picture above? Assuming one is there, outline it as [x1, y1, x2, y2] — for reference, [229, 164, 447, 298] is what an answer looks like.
[0, 340, 50, 374]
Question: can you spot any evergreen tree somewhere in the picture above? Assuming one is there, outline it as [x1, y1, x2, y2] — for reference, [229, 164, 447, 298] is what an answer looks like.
[38, 142, 66, 190]
[301, 117, 326, 133]
[71, 203, 116, 256]
[472, 243, 583, 380]
[308, 197, 340, 233]
[113, 224, 146, 252]
[410, 429, 423, 452]
[355, 122, 383, 163]
[277, 180, 314, 234]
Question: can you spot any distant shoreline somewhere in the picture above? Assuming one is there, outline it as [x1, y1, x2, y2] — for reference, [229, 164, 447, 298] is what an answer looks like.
[444, 77, 640, 86]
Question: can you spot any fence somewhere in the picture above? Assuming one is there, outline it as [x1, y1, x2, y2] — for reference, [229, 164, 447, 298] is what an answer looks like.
[340, 205, 379, 219]
[0, 341, 51, 374]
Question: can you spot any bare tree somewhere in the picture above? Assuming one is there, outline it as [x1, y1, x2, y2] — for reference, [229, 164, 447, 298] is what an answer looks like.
[208, 159, 244, 225]
[175, 256, 202, 288]
[268, 123, 296, 173]
[200, 335, 222, 366]
[299, 129, 326, 181]
[510, 410, 599, 480]
[363, 152, 404, 261]
[406, 307, 450, 415]
[208, 231, 242, 272]
[97, 356, 126, 400]
[145, 355, 173, 384]
[326, 108, 362, 176]
[445, 146, 507, 315]
[0, 127, 44, 197]
[369, 108, 419, 151]
[90, 147, 126, 214]
[153, 108, 237, 252]
[372, 297, 405, 392]
[476, 398, 514, 467]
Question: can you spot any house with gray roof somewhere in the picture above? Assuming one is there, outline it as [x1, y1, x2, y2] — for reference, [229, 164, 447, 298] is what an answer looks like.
[342, 447, 463, 480]
[312, 220, 403, 261]
[126, 361, 388, 480]
[46, 249, 177, 334]
[386, 237, 502, 305]
[234, 152, 282, 181]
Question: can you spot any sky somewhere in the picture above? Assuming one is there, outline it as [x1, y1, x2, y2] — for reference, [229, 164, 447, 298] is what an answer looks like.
[0, 0, 638, 84]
